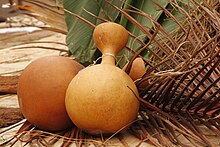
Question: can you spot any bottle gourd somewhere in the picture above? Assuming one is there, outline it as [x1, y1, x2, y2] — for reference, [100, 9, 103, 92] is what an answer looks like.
[65, 22, 140, 135]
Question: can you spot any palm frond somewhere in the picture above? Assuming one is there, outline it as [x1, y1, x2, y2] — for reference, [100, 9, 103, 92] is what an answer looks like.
[130, 0, 220, 146]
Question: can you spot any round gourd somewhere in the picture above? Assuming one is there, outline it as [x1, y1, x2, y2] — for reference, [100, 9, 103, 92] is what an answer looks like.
[123, 57, 148, 88]
[65, 22, 140, 135]
[18, 56, 84, 132]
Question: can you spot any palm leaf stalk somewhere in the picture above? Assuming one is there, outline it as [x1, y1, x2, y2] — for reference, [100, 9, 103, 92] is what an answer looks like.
[1, 0, 219, 146]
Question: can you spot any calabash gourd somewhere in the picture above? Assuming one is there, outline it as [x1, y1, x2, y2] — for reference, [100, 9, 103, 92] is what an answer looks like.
[65, 22, 140, 135]
[18, 56, 84, 132]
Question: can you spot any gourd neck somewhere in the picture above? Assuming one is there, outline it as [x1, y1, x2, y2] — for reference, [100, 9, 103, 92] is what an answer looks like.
[101, 53, 116, 65]
[93, 22, 129, 66]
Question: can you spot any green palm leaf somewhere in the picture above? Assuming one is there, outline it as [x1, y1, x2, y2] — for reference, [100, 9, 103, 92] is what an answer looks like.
[64, 0, 124, 65]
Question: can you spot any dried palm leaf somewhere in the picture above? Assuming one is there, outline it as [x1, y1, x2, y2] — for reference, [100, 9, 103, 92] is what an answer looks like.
[126, 0, 220, 146]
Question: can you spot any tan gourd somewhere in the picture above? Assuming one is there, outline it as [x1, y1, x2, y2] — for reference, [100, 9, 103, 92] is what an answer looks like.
[123, 57, 148, 88]
[65, 22, 140, 135]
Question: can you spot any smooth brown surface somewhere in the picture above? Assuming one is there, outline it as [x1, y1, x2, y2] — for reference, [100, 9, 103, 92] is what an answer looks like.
[123, 57, 146, 81]
[17, 56, 84, 132]
[123, 57, 148, 88]
[66, 65, 140, 135]
[66, 23, 139, 135]
[93, 22, 128, 56]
